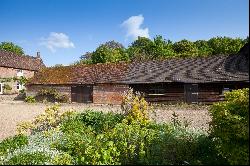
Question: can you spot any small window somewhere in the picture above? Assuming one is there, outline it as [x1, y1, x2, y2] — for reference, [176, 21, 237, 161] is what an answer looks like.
[17, 69, 23, 77]
[16, 82, 22, 90]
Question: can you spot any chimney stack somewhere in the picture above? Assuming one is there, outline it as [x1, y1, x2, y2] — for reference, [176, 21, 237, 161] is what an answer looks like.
[37, 52, 40, 58]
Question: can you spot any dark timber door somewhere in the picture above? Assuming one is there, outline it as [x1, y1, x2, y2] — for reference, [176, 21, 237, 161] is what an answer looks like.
[184, 84, 198, 104]
[71, 86, 93, 103]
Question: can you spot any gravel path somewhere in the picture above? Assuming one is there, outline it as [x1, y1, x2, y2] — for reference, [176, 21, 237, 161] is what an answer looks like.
[0, 101, 211, 141]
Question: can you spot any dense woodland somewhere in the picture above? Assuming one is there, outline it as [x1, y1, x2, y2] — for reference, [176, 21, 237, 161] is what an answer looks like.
[75, 36, 249, 65]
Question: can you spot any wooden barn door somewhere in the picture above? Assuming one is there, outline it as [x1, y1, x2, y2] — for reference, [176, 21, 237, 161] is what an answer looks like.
[184, 84, 198, 104]
[71, 86, 93, 103]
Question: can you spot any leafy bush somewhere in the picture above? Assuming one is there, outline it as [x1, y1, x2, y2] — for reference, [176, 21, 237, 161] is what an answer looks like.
[209, 88, 249, 165]
[24, 96, 36, 103]
[68, 110, 125, 133]
[0, 134, 28, 156]
[17, 105, 76, 135]
[173, 39, 199, 57]
[121, 88, 150, 125]
[3, 84, 12, 91]
[35, 88, 69, 103]
[5, 152, 50, 165]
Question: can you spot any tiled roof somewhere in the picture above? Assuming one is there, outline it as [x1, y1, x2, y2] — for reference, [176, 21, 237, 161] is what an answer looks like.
[123, 52, 249, 83]
[28, 44, 249, 85]
[0, 50, 45, 71]
[28, 63, 129, 85]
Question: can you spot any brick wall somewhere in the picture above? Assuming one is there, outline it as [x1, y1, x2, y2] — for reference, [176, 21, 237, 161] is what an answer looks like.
[0, 67, 34, 78]
[26, 84, 129, 104]
[93, 84, 129, 105]
[26, 85, 71, 102]
[0, 67, 35, 94]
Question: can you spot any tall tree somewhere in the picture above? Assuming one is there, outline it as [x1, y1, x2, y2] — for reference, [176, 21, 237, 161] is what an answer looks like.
[194, 40, 213, 56]
[127, 37, 154, 60]
[173, 39, 199, 57]
[207, 36, 245, 55]
[0, 42, 24, 55]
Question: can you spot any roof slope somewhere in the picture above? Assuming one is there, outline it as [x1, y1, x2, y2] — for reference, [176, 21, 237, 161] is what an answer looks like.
[123, 53, 249, 83]
[28, 44, 249, 85]
[0, 50, 45, 71]
[28, 63, 129, 85]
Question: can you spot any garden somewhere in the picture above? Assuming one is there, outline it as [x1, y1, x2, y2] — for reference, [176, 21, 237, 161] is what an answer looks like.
[0, 88, 248, 165]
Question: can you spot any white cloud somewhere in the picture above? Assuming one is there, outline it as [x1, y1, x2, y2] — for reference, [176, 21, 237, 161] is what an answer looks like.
[121, 14, 150, 40]
[40, 32, 75, 52]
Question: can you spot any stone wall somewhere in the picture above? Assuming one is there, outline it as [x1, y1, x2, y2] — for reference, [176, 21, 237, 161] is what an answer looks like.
[93, 84, 129, 105]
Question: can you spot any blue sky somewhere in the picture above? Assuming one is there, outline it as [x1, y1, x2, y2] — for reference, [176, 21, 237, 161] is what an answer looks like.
[0, 0, 249, 66]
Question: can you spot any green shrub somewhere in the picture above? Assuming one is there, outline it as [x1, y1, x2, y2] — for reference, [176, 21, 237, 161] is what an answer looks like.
[74, 110, 124, 133]
[5, 152, 50, 165]
[17, 105, 76, 135]
[51, 153, 73, 165]
[121, 88, 151, 125]
[24, 96, 36, 103]
[35, 88, 69, 103]
[3, 84, 12, 91]
[209, 88, 249, 165]
[0, 134, 28, 156]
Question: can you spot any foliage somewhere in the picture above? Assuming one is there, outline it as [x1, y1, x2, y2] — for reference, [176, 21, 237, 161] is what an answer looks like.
[3, 84, 12, 91]
[209, 88, 249, 165]
[127, 36, 176, 60]
[74, 36, 247, 65]
[17, 105, 76, 135]
[51, 153, 73, 165]
[0, 42, 24, 55]
[91, 45, 129, 64]
[36, 88, 69, 103]
[24, 96, 36, 103]
[207, 36, 246, 55]
[77, 40, 128, 64]
[16, 76, 28, 85]
[173, 39, 199, 57]
[0, 134, 28, 156]
[3, 88, 247, 165]
[4, 151, 50, 165]
[127, 36, 154, 60]
[67, 111, 124, 133]
[19, 89, 25, 94]
[121, 88, 151, 125]
[17, 105, 61, 134]
[194, 40, 213, 56]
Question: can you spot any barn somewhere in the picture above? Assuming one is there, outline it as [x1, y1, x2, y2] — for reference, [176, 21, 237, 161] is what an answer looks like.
[26, 44, 249, 104]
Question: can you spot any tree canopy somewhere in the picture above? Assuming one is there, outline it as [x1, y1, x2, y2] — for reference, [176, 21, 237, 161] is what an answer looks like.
[73, 36, 248, 65]
[0, 42, 24, 55]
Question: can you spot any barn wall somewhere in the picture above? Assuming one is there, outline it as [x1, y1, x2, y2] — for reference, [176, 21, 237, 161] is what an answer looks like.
[93, 84, 129, 105]
[130, 82, 249, 104]
[130, 83, 185, 104]
[26, 84, 71, 102]
[198, 82, 249, 104]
